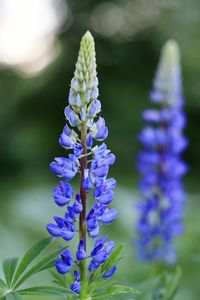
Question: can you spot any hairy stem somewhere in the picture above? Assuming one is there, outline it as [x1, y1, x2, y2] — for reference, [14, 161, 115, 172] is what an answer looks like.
[79, 121, 87, 299]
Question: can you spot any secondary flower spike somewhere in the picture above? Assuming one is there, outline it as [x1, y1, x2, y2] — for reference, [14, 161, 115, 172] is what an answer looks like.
[136, 40, 188, 264]
[46, 31, 118, 298]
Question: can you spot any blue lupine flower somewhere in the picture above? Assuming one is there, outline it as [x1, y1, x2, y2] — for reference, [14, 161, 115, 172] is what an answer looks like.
[91, 86, 99, 99]
[76, 239, 87, 261]
[99, 208, 118, 224]
[71, 270, 81, 294]
[95, 190, 114, 205]
[72, 194, 83, 214]
[82, 169, 94, 192]
[46, 31, 117, 296]
[89, 260, 99, 271]
[59, 125, 77, 149]
[47, 215, 76, 241]
[94, 178, 116, 198]
[55, 249, 73, 274]
[53, 181, 73, 206]
[73, 143, 83, 157]
[87, 205, 118, 238]
[94, 117, 108, 140]
[91, 237, 115, 265]
[50, 156, 78, 180]
[92, 163, 109, 179]
[103, 266, 117, 279]
[92, 144, 110, 159]
[136, 40, 188, 263]
[86, 133, 93, 148]
[64, 105, 79, 127]
[88, 99, 101, 117]
[68, 91, 82, 107]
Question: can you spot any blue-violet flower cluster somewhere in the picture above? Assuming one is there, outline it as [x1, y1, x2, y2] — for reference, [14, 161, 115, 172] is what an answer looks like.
[136, 40, 188, 263]
[46, 31, 118, 296]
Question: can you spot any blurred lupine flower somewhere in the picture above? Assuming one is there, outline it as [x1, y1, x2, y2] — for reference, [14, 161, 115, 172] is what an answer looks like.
[46, 31, 117, 296]
[136, 40, 188, 264]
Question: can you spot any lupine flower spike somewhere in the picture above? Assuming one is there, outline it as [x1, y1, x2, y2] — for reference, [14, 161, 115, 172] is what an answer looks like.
[47, 31, 118, 298]
[136, 40, 188, 264]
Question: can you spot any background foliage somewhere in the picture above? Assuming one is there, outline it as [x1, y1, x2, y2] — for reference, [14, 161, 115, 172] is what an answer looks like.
[0, 0, 200, 299]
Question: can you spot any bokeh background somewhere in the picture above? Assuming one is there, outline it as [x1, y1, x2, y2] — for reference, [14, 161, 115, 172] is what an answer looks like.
[0, 0, 200, 299]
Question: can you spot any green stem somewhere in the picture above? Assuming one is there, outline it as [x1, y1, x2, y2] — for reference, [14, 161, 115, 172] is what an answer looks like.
[79, 121, 87, 299]
[149, 261, 166, 278]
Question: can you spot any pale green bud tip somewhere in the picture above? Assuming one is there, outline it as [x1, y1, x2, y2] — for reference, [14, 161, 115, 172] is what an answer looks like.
[69, 31, 99, 109]
[153, 39, 182, 105]
[80, 31, 95, 52]
[160, 39, 180, 68]
[81, 30, 94, 43]
[164, 40, 179, 56]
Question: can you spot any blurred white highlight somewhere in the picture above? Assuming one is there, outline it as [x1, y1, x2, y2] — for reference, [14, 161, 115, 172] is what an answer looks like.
[0, 0, 69, 76]
[91, 0, 181, 40]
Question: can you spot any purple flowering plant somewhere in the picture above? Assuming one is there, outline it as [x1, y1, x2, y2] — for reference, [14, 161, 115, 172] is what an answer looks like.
[136, 40, 188, 264]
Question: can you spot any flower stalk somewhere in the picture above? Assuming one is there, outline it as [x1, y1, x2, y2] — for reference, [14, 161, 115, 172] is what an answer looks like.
[136, 40, 188, 264]
[79, 121, 87, 298]
[46, 31, 118, 298]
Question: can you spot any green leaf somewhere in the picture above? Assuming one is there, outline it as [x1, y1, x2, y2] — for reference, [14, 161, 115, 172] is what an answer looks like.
[153, 266, 182, 300]
[0, 279, 7, 299]
[89, 265, 101, 281]
[17, 286, 71, 296]
[0, 279, 7, 289]
[101, 244, 124, 273]
[108, 285, 139, 296]
[6, 293, 22, 300]
[163, 267, 182, 300]
[12, 236, 52, 285]
[89, 280, 115, 295]
[3, 258, 19, 287]
[13, 246, 67, 289]
[92, 285, 139, 299]
[49, 270, 70, 288]
[89, 244, 124, 286]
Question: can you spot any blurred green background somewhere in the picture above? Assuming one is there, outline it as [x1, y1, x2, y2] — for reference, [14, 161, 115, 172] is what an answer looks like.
[0, 0, 200, 299]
